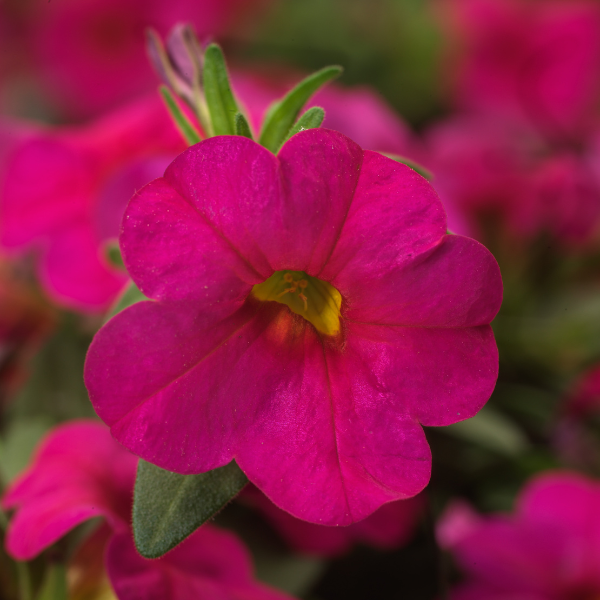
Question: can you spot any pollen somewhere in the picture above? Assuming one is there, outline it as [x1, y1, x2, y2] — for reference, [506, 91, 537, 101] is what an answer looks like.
[251, 270, 342, 336]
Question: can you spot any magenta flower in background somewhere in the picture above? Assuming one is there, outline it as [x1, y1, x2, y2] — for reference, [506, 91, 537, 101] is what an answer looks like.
[85, 128, 502, 526]
[2, 420, 293, 600]
[439, 0, 600, 136]
[428, 0, 600, 247]
[24, 0, 271, 118]
[0, 94, 185, 312]
[243, 485, 424, 556]
[563, 365, 600, 417]
[437, 471, 600, 600]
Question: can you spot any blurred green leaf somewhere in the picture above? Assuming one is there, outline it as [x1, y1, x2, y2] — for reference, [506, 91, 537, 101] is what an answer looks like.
[159, 85, 202, 145]
[106, 281, 148, 321]
[36, 564, 67, 600]
[133, 460, 248, 558]
[0, 417, 53, 483]
[259, 66, 342, 153]
[442, 405, 530, 457]
[282, 106, 325, 146]
[203, 44, 240, 136]
[8, 316, 95, 425]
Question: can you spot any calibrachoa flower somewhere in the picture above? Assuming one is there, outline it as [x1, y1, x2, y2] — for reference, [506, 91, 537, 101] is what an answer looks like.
[438, 0, 600, 135]
[85, 128, 503, 526]
[25, 0, 271, 117]
[243, 485, 424, 556]
[437, 471, 600, 600]
[2, 420, 292, 600]
[0, 94, 185, 312]
[428, 0, 600, 247]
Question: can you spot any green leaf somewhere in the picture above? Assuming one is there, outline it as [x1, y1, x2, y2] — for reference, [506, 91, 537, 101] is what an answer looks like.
[159, 85, 202, 145]
[381, 153, 434, 180]
[203, 44, 239, 136]
[133, 460, 248, 558]
[282, 106, 325, 146]
[259, 66, 342, 153]
[36, 564, 67, 600]
[443, 405, 530, 457]
[106, 281, 148, 321]
[234, 112, 254, 139]
[103, 240, 125, 270]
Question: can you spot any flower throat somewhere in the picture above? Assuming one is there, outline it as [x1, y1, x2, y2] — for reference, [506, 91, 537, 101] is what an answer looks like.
[251, 271, 342, 336]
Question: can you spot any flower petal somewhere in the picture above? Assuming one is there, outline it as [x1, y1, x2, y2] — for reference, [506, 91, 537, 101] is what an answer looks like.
[1, 420, 136, 560]
[41, 222, 127, 312]
[86, 299, 290, 472]
[121, 177, 256, 306]
[319, 150, 447, 294]
[344, 234, 502, 327]
[346, 321, 498, 427]
[161, 130, 363, 278]
[237, 321, 432, 526]
[106, 526, 293, 600]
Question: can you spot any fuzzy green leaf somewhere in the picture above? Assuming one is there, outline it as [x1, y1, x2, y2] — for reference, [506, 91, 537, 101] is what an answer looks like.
[259, 66, 342, 153]
[282, 106, 325, 146]
[159, 85, 202, 145]
[203, 44, 239, 136]
[234, 112, 254, 139]
[133, 460, 248, 558]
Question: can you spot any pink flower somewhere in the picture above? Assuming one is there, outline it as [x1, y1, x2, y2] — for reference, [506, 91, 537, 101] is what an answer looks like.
[84, 128, 502, 526]
[0, 94, 185, 312]
[439, 0, 600, 137]
[564, 365, 600, 417]
[243, 485, 424, 556]
[25, 0, 271, 117]
[2, 420, 293, 600]
[437, 472, 600, 600]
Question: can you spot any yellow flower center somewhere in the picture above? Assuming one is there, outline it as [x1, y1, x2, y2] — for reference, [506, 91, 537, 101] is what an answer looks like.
[252, 270, 342, 336]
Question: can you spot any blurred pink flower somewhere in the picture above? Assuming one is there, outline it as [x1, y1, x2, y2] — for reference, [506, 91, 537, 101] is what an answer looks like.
[84, 128, 502, 527]
[243, 485, 424, 556]
[438, 0, 600, 137]
[437, 471, 600, 599]
[564, 365, 600, 417]
[425, 115, 600, 244]
[428, 0, 600, 246]
[2, 420, 292, 600]
[25, 0, 271, 118]
[0, 94, 185, 312]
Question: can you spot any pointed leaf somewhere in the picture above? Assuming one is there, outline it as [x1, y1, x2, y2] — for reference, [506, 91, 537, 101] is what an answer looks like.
[203, 44, 239, 136]
[382, 153, 434, 180]
[133, 460, 248, 558]
[36, 564, 67, 600]
[234, 112, 254, 139]
[282, 106, 325, 146]
[259, 66, 342, 152]
[106, 281, 147, 321]
[159, 85, 202, 145]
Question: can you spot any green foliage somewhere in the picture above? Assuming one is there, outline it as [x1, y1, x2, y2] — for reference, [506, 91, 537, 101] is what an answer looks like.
[159, 85, 202, 145]
[106, 281, 148, 321]
[282, 106, 325, 146]
[203, 44, 240, 136]
[133, 460, 248, 558]
[259, 66, 342, 153]
[234, 112, 254, 139]
[35, 564, 66, 600]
